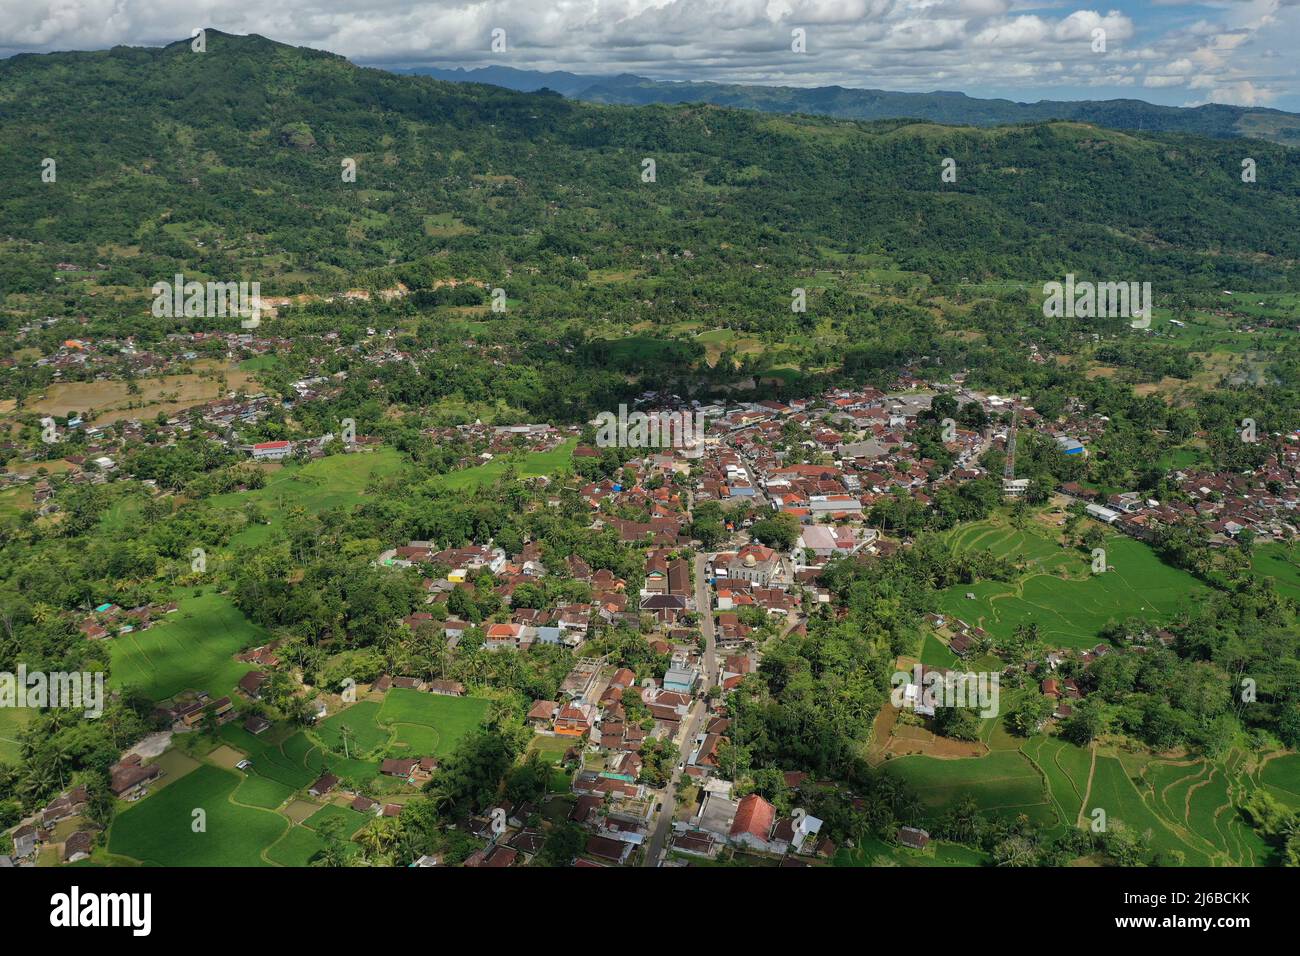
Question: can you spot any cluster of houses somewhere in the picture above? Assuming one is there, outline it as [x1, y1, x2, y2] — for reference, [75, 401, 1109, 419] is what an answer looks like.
[76, 600, 179, 641]
[1061, 436, 1300, 546]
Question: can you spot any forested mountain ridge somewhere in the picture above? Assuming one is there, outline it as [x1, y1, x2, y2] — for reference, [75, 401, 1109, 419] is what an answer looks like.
[2, 27, 1299, 310]
[408, 65, 1300, 147]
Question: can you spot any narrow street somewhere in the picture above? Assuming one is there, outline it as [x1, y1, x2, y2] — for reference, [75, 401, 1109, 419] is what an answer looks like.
[641, 552, 718, 866]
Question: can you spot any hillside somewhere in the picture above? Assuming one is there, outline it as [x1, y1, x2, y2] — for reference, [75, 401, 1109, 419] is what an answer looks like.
[1, 28, 1299, 310]
[410, 66, 1300, 147]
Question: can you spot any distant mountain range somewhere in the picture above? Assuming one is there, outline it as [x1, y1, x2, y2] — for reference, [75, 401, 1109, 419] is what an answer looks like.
[401, 65, 1300, 147]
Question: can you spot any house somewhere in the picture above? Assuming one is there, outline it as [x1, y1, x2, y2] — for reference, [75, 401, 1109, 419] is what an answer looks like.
[251, 440, 293, 461]
[352, 795, 381, 815]
[11, 824, 38, 858]
[308, 773, 339, 797]
[243, 715, 271, 735]
[238, 670, 269, 699]
[897, 825, 930, 850]
[554, 702, 597, 737]
[428, 679, 465, 697]
[63, 830, 94, 863]
[527, 700, 558, 728]
[585, 835, 633, 864]
[381, 758, 420, 779]
[41, 786, 90, 825]
[484, 622, 523, 650]
[110, 758, 161, 798]
[663, 665, 698, 694]
[728, 793, 777, 852]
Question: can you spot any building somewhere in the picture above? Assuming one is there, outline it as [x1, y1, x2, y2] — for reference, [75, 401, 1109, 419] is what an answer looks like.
[251, 440, 293, 461]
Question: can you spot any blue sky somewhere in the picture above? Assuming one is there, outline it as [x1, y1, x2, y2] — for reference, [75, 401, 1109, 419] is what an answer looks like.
[3, 1, 1297, 111]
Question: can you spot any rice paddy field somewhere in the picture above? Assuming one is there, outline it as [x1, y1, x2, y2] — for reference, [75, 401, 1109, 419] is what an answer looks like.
[882, 723, 1277, 866]
[934, 518, 1211, 650]
[108, 590, 267, 702]
[103, 692, 486, 865]
[108, 764, 288, 866]
[0, 708, 30, 764]
[1251, 541, 1300, 603]
[208, 448, 410, 549]
[374, 688, 491, 758]
[426, 437, 577, 492]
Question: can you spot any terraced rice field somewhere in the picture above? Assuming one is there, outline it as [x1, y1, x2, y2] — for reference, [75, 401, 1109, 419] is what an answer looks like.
[894, 728, 1276, 866]
[109, 764, 288, 866]
[935, 519, 1211, 649]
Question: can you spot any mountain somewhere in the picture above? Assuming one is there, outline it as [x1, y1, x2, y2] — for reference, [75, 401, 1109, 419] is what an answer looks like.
[403, 66, 1300, 147]
[1, 29, 1298, 308]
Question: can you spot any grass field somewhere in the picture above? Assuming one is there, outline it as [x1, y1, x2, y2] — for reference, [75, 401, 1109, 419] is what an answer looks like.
[303, 802, 370, 836]
[14, 362, 257, 426]
[108, 764, 287, 866]
[0, 708, 30, 763]
[316, 701, 390, 755]
[219, 721, 382, 791]
[375, 688, 491, 758]
[209, 448, 410, 548]
[427, 438, 576, 491]
[108, 590, 267, 702]
[1259, 753, 1300, 809]
[935, 518, 1210, 649]
[834, 837, 989, 867]
[1251, 542, 1300, 603]
[888, 726, 1273, 865]
[883, 749, 1056, 825]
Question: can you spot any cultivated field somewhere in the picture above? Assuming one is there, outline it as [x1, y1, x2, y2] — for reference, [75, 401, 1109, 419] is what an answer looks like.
[427, 438, 577, 491]
[375, 688, 491, 758]
[14, 362, 258, 425]
[108, 590, 267, 702]
[108, 764, 287, 866]
[208, 448, 409, 548]
[935, 518, 1210, 649]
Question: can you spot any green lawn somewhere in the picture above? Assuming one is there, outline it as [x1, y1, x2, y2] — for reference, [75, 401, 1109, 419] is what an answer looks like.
[108, 764, 286, 866]
[936, 519, 1210, 649]
[303, 802, 370, 836]
[219, 721, 381, 791]
[108, 590, 267, 702]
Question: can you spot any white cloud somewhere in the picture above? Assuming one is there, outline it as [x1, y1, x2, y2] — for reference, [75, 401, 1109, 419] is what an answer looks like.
[0, 0, 1293, 109]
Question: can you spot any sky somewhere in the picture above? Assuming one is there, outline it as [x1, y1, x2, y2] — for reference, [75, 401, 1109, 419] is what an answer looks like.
[2, 0, 1298, 111]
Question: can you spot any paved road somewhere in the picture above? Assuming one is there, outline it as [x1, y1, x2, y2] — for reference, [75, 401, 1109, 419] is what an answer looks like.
[642, 554, 718, 867]
[694, 553, 717, 692]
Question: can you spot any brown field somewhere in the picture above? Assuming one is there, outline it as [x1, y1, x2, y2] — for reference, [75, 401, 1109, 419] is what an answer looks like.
[208, 744, 247, 770]
[15, 362, 257, 425]
[284, 799, 320, 824]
